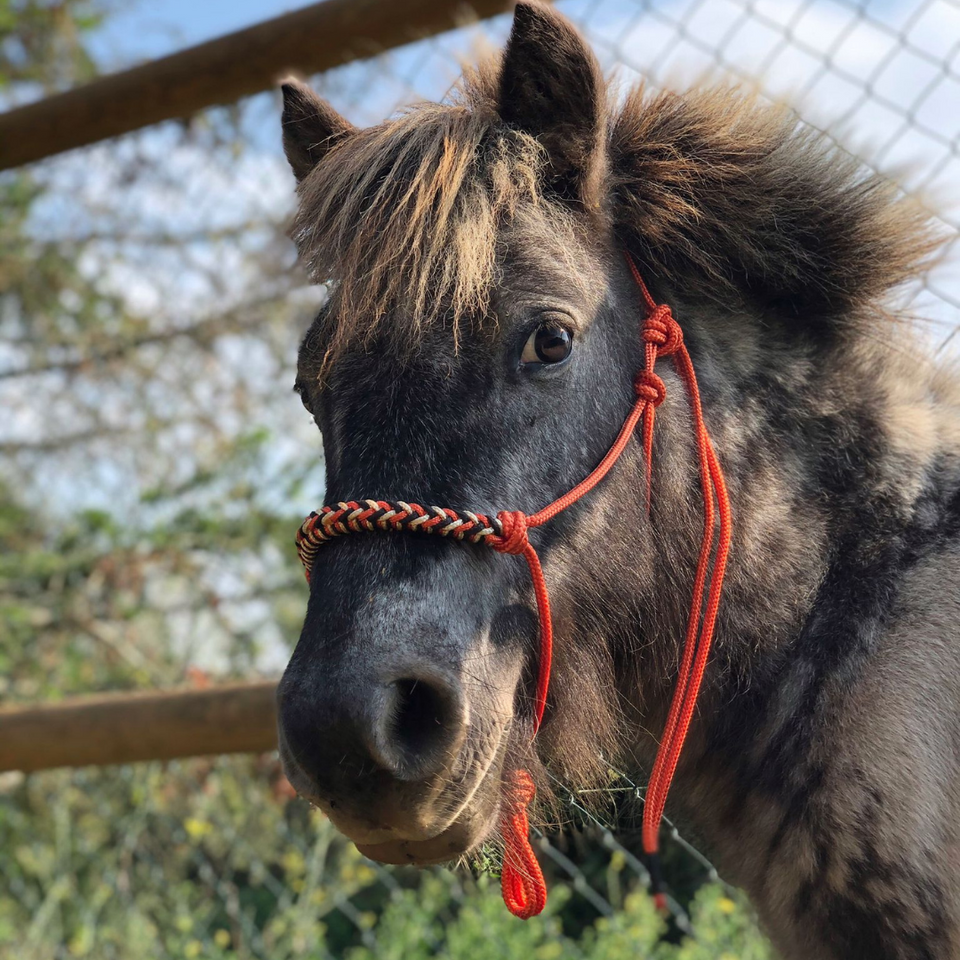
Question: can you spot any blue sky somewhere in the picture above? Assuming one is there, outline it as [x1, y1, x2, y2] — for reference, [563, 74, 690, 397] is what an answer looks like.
[90, 0, 317, 68]
[88, 0, 921, 69]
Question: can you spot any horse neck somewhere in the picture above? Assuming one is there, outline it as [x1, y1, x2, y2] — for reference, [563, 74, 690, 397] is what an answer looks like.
[604, 304, 960, 868]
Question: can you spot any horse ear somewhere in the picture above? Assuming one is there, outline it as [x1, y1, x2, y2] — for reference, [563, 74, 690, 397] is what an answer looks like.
[498, 2, 606, 204]
[281, 78, 355, 182]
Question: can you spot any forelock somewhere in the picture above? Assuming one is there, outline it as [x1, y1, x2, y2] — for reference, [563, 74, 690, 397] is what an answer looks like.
[290, 67, 551, 362]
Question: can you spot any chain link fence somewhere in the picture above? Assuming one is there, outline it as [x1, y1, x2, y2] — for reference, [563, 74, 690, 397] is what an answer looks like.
[4, 0, 958, 505]
[1, 0, 958, 957]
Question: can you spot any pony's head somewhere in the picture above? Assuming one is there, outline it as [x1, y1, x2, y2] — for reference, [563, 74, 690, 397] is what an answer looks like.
[277, 3, 628, 866]
[276, 2, 932, 866]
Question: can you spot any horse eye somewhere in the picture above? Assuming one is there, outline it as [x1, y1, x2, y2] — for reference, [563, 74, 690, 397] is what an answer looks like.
[294, 380, 314, 415]
[520, 325, 573, 366]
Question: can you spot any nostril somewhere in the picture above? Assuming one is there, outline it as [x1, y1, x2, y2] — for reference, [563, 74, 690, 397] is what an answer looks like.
[278, 664, 467, 792]
[378, 675, 464, 780]
[393, 678, 445, 756]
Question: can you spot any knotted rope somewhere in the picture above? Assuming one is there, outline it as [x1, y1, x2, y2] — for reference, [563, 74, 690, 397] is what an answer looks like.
[295, 254, 731, 918]
[498, 768, 546, 919]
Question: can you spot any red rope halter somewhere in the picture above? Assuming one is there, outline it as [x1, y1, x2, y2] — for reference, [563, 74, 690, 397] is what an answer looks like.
[295, 255, 732, 918]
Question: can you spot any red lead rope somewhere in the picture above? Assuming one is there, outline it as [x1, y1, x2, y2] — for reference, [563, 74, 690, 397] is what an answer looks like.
[627, 257, 733, 911]
[294, 255, 732, 919]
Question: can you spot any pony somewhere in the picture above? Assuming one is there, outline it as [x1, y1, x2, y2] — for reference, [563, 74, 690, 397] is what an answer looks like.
[275, 4, 960, 957]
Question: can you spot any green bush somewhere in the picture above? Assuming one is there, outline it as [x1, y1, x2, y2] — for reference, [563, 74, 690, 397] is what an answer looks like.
[0, 754, 773, 960]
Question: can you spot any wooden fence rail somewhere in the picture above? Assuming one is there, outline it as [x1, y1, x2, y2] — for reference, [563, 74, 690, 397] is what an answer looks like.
[0, 682, 279, 773]
[0, 0, 511, 171]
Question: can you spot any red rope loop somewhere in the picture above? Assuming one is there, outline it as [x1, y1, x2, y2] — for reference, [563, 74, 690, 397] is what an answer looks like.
[491, 510, 530, 555]
[499, 769, 546, 920]
[635, 370, 667, 406]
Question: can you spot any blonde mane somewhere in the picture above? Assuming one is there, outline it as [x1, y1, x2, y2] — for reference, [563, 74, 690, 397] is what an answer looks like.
[292, 62, 937, 364]
[291, 65, 548, 361]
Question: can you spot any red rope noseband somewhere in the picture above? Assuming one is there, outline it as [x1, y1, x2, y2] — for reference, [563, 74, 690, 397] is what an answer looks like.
[295, 255, 731, 917]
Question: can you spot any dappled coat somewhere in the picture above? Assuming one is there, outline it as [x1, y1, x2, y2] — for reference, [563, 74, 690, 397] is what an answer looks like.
[275, 4, 960, 959]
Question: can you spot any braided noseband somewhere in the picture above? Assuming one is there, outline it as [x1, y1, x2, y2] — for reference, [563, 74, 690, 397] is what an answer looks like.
[296, 255, 732, 919]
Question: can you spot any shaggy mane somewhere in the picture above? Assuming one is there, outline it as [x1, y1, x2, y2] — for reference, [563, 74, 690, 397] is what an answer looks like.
[292, 64, 939, 359]
[291, 64, 545, 360]
[611, 85, 939, 322]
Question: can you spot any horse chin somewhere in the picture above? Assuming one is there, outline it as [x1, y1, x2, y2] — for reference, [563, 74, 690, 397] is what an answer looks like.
[339, 777, 501, 866]
[320, 768, 503, 867]
[353, 817, 489, 866]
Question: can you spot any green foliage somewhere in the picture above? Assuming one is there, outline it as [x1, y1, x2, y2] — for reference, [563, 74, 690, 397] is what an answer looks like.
[0, 757, 346, 960]
[0, 0, 100, 95]
[0, 754, 773, 960]
[345, 879, 774, 960]
[668, 886, 774, 960]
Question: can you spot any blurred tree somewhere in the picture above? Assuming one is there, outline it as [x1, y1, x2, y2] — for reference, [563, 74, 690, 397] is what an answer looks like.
[0, 0, 320, 695]
[0, 0, 101, 93]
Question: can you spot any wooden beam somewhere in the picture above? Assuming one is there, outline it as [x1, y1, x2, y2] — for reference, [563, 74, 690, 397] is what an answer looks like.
[0, 682, 279, 773]
[0, 0, 512, 171]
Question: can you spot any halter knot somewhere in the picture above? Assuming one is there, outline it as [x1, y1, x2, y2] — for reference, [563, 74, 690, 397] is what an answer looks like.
[635, 370, 667, 406]
[641, 306, 683, 357]
[503, 767, 537, 809]
[492, 510, 530, 555]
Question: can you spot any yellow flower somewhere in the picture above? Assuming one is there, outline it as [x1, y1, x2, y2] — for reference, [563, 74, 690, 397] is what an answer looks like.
[184, 818, 212, 840]
[214, 929, 231, 949]
[717, 897, 737, 914]
[184, 940, 202, 959]
[67, 926, 93, 956]
[281, 849, 306, 878]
